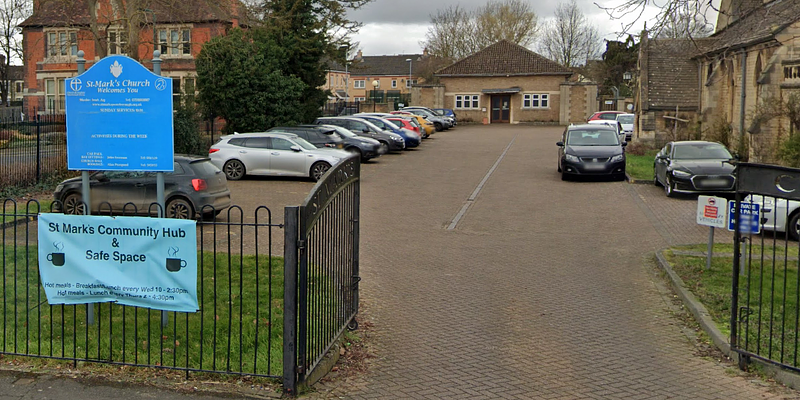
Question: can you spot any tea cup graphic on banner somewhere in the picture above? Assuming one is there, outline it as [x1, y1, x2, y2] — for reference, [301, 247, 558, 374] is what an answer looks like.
[166, 246, 186, 272]
[47, 241, 66, 267]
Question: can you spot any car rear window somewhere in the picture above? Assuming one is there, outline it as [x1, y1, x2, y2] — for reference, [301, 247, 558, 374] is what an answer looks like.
[190, 160, 221, 176]
[599, 113, 618, 120]
[567, 130, 619, 146]
[388, 120, 403, 128]
[228, 138, 246, 147]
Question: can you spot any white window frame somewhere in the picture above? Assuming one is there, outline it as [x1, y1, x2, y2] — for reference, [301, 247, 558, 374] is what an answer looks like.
[354, 97, 365, 101]
[107, 27, 128, 55]
[455, 94, 480, 110]
[523, 93, 549, 109]
[44, 77, 66, 112]
[168, 75, 197, 107]
[45, 29, 78, 60]
[158, 26, 192, 57]
[354, 80, 365, 89]
[405, 79, 417, 88]
[391, 80, 397, 88]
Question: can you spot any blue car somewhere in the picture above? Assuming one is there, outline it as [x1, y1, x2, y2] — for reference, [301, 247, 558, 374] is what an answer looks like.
[433, 108, 457, 125]
[352, 114, 421, 148]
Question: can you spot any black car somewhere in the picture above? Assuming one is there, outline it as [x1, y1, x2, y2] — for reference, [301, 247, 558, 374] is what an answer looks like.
[54, 155, 231, 219]
[268, 126, 346, 149]
[557, 124, 626, 181]
[314, 116, 405, 152]
[653, 140, 736, 197]
[309, 124, 385, 161]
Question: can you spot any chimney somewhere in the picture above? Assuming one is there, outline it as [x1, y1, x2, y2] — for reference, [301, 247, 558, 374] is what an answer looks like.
[423, 48, 428, 57]
[356, 50, 363, 60]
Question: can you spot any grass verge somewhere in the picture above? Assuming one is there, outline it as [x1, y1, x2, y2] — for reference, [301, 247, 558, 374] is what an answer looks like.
[666, 243, 800, 368]
[626, 150, 658, 181]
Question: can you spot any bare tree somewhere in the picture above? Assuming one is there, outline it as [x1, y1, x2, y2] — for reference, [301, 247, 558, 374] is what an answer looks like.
[0, 0, 29, 105]
[656, 8, 713, 38]
[422, 0, 539, 61]
[539, 0, 601, 67]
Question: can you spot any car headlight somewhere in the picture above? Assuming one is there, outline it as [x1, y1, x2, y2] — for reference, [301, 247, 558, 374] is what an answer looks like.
[610, 154, 624, 162]
[672, 169, 691, 177]
[565, 154, 580, 162]
[392, 137, 403, 142]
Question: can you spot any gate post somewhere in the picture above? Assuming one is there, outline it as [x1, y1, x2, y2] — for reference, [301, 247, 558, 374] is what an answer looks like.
[283, 206, 299, 395]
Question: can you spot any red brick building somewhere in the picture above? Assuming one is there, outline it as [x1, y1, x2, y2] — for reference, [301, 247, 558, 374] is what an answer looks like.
[19, 0, 241, 116]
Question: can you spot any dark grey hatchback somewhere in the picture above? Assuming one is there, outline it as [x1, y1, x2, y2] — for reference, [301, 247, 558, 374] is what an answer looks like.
[557, 124, 626, 181]
[54, 155, 231, 219]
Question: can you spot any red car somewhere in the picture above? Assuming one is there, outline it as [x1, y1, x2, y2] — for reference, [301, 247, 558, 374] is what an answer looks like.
[588, 111, 625, 122]
[386, 117, 424, 138]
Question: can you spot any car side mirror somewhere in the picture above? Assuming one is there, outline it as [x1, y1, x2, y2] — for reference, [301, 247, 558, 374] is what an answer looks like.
[621, 142, 628, 147]
[657, 154, 668, 160]
[556, 141, 564, 147]
[290, 146, 302, 152]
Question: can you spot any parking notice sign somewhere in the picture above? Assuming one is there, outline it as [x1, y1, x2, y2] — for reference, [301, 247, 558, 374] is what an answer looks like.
[696, 195, 727, 228]
[727, 200, 761, 234]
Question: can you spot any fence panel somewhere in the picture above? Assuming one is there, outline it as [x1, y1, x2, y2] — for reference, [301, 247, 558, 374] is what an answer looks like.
[0, 201, 284, 379]
[0, 114, 68, 187]
[732, 163, 800, 372]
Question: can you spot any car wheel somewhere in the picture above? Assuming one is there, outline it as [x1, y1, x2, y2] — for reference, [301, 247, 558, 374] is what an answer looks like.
[434, 122, 443, 132]
[664, 175, 676, 198]
[62, 192, 85, 215]
[378, 142, 389, 154]
[310, 162, 331, 181]
[166, 198, 194, 219]
[223, 160, 245, 181]
[788, 212, 800, 241]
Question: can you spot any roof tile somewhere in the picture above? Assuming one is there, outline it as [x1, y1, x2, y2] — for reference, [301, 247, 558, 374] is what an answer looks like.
[435, 40, 571, 76]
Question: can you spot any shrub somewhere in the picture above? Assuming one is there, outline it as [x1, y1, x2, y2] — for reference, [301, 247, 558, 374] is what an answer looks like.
[778, 133, 800, 168]
[173, 99, 206, 156]
[624, 140, 658, 156]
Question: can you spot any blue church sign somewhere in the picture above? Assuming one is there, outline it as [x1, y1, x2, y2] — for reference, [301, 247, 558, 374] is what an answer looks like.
[65, 55, 174, 171]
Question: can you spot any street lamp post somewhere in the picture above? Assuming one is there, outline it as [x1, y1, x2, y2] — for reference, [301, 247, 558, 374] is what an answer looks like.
[339, 44, 349, 102]
[372, 79, 379, 112]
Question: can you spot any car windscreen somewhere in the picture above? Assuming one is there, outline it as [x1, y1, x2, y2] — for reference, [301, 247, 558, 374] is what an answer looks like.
[388, 120, 404, 128]
[672, 143, 732, 159]
[566, 130, 619, 146]
[327, 125, 357, 138]
[617, 115, 634, 124]
[366, 118, 390, 130]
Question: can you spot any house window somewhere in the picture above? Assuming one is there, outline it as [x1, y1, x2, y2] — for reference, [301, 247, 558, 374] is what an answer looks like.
[392, 80, 397, 88]
[169, 76, 197, 107]
[455, 95, 479, 109]
[44, 78, 66, 112]
[354, 97, 365, 101]
[405, 79, 417, 88]
[46, 30, 77, 58]
[354, 80, 365, 89]
[158, 28, 191, 56]
[14, 81, 22, 95]
[107, 29, 128, 55]
[523, 94, 549, 109]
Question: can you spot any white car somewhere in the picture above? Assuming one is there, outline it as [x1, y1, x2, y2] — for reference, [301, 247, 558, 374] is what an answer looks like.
[587, 120, 626, 144]
[745, 194, 800, 240]
[616, 113, 634, 142]
[208, 132, 351, 181]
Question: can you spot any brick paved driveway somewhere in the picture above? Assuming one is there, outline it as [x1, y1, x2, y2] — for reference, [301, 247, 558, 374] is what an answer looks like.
[293, 124, 796, 399]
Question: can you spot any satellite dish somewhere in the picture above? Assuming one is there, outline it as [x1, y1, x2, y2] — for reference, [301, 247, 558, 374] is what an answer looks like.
[627, 104, 634, 111]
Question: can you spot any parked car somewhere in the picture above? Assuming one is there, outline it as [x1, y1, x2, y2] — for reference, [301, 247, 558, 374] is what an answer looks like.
[432, 108, 457, 125]
[403, 106, 455, 128]
[390, 111, 436, 137]
[353, 114, 421, 148]
[616, 113, 634, 142]
[556, 124, 626, 181]
[54, 155, 232, 219]
[745, 195, 800, 240]
[385, 117, 421, 137]
[208, 132, 351, 181]
[399, 107, 452, 131]
[588, 111, 626, 122]
[267, 126, 345, 149]
[314, 116, 405, 152]
[653, 141, 736, 197]
[311, 124, 385, 161]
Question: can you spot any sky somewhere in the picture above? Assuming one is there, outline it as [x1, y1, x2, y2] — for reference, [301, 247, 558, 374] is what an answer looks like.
[345, 0, 713, 56]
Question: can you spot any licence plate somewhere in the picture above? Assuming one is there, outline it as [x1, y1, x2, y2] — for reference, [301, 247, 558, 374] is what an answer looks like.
[584, 163, 605, 170]
[698, 178, 728, 187]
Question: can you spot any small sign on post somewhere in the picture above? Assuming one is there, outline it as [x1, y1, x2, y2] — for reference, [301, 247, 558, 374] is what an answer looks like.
[727, 200, 761, 234]
[697, 196, 727, 269]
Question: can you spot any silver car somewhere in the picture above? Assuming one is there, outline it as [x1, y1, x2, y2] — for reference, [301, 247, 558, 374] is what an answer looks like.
[208, 132, 351, 181]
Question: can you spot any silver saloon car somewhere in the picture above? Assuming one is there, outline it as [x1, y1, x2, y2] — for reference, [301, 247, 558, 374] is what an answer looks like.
[208, 132, 351, 181]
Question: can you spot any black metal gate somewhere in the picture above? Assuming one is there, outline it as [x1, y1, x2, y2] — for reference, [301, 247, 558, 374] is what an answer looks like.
[731, 163, 800, 372]
[283, 156, 360, 394]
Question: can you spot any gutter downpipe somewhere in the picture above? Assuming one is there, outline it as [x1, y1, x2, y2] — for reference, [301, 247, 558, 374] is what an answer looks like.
[739, 49, 747, 158]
